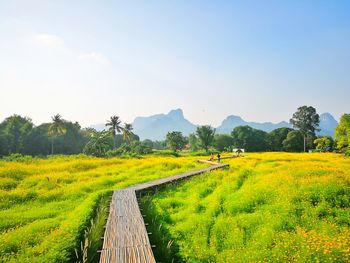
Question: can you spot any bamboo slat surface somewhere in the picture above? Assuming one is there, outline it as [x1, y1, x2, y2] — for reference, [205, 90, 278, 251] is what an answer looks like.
[99, 159, 230, 263]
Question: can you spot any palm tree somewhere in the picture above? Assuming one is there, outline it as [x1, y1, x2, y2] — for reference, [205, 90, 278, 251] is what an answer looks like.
[106, 116, 122, 148]
[122, 123, 134, 143]
[48, 114, 66, 154]
[84, 130, 111, 157]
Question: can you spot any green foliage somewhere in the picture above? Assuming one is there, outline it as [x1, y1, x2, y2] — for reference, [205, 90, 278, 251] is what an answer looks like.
[106, 116, 122, 149]
[188, 133, 200, 151]
[75, 194, 110, 263]
[213, 134, 234, 152]
[23, 124, 51, 155]
[282, 130, 304, 152]
[105, 117, 137, 149]
[166, 131, 186, 152]
[314, 136, 334, 152]
[50, 122, 90, 155]
[48, 114, 66, 137]
[0, 115, 90, 157]
[345, 148, 350, 156]
[122, 123, 134, 143]
[290, 105, 320, 135]
[306, 133, 317, 151]
[1, 115, 33, 154]
[268, 127, 294, 151]
[48, 114, 67, 155]
[1, 153, 37, 163]
[196, 125, 215, 152]
[142, 139, 154, 149]
[83, 131, 113, 157]
[290, 106, 320, 151]
[109, 133, 139, 149]
[152, 140, 167, 150]
[231, 125, 269, 152]
[335, 113, 350, 153]
[0, 125, 8, 156]
[106, 141, 152, 156]
[140, 193, 182, 262]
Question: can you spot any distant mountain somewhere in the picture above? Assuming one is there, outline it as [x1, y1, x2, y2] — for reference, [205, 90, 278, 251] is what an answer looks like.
[216, 115, 291, 134]
[89, 109, 338, 140]
[318, 113, 338, 137]
[132, 109, 196, 140]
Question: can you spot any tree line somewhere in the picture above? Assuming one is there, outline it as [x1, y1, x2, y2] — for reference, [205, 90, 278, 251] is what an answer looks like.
[0, 114, 147, 157]
[0, 106, 349, 157]
[166, 106, 350, 155]
[0, 114, 89, 156]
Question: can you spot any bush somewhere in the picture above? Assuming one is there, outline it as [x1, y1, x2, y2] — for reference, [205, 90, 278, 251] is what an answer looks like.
[106, 141, 152, 157]
[345, 148, 350, 156]
[1, 153, 37, 162]
[314, 136, 334, 152]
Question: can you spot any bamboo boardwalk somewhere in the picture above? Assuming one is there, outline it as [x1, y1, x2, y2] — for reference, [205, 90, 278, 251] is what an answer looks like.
[99, 159, 230, 263]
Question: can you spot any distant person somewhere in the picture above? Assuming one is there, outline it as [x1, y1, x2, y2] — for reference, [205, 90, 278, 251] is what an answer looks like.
[236, 148, 242, 157]
[217, 153, 221, 163]
[210, 153, 214, 161]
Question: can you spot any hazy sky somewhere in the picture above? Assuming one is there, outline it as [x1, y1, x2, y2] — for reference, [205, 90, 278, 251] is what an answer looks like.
[1, 1, 349, 127]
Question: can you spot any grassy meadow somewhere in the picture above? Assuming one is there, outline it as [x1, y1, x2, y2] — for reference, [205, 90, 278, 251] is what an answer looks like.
[140, 153, 350, 262]
[0, 155, 206, 262]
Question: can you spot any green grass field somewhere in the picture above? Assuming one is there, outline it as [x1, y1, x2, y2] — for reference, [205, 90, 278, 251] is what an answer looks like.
[0, 155, 205, 262]
[140, 153, 350, 262]
[1, 153, 349, 262]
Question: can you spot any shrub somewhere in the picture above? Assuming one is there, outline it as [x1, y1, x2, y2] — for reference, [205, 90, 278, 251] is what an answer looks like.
[2, 153, 36, 162]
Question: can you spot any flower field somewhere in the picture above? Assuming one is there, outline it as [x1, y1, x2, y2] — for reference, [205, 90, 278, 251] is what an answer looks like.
[0, 155, 205, 262]
[141, 153, 350, 262]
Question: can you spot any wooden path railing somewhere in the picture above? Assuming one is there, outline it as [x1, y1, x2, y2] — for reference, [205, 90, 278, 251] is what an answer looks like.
[99, 159, 230, 263]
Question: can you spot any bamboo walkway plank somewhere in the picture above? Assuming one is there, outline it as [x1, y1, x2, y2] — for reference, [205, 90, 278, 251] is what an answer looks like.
[99, 159, 231, 263]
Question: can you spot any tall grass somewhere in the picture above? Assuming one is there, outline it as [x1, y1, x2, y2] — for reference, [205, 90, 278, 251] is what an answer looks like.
[75, 194, 111, 263]
[140, 153, 350, 262]
[0, 155, 206, 262]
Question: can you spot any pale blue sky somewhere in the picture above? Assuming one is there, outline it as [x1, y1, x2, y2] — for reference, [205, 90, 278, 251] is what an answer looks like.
[1, 0, 349, 127]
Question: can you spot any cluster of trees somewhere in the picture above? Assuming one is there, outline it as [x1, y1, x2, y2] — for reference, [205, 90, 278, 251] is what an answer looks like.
[82, 116, 152, 157]
[0, 114, 149, 157]
[166, 125, 215, 152]
[166, 125, 304, 153]
[335, 113, 350, 155]
[166, 106, 349, 154]
[0, 114, 89, 156]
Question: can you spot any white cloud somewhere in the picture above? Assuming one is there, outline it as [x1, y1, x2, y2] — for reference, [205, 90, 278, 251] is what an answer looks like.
[30, 33, 65, 47]
[79, 52, 111, 65]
